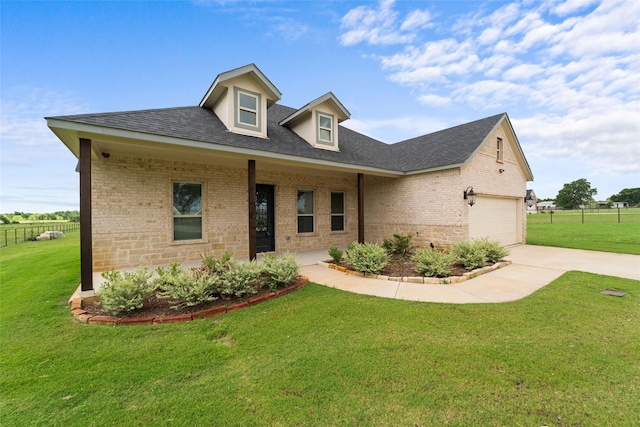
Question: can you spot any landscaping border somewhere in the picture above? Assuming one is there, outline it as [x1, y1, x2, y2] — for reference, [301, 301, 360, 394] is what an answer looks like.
[70, 275, 308, 325]
[319, 261, 511, 284]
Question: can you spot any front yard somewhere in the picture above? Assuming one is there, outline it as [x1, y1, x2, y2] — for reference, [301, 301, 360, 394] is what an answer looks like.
[1, 233, 638, 426]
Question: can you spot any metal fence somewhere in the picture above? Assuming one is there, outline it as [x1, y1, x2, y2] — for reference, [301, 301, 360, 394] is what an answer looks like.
[1, 223, 80, 247]
[530, 207, 638, 224]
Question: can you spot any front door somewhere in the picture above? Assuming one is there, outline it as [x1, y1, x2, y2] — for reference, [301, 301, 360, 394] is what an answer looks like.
[256, 184, 275, 252]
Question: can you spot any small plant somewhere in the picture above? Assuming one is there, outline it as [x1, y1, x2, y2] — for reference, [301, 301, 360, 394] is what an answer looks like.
[201, 251, 234, 275]
[473, 237, 509, 263]
[328, 247, 344, 264]
[412, 248, 454, 278]
[345, 242, 389, 274]
[98, 267, 154, 316]
[451, 240, 486, 270]
[154, 263, 220, 310]
[221, 260, 262, 298]
[262, 252, 300, 292]
[382, 233, 414, 258]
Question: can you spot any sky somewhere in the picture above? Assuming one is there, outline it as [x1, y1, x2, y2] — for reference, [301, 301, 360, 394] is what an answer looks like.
[1, 0, 638, 213]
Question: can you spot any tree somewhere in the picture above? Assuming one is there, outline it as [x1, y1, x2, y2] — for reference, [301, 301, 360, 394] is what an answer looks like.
[610, 188, 640, 206]
[555, 178, 597, 209]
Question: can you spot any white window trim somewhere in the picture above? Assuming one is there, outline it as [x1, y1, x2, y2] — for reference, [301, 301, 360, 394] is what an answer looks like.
[297, 189, 315, 234]
[234, 87, 262, 132]
[496, 137, 503, 162]
[171, 181, 205, 243]
[316, 111, 334, 146]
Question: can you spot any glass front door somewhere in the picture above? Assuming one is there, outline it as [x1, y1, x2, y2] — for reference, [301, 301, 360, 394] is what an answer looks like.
[256, 184, 275, 252]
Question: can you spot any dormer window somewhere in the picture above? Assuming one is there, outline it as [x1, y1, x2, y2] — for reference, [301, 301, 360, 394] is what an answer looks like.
[317, 112, 334, 145]
[234, 87, 262, 131]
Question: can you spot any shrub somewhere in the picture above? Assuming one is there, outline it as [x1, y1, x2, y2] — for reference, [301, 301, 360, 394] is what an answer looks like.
[382, 233, 413, 258]
[98, 267, 154, 316]
[154, 263, 220, 310]
[201, 251, 234, 275]
[262, 252, 300, 291]
[328, 247, 344, 264]
[345, 242, 389, 274]
[451, 240, 486, 270]
[412, 248, 454, 277]
[221, 260, 262, 298]
[473, 237, 509, 263]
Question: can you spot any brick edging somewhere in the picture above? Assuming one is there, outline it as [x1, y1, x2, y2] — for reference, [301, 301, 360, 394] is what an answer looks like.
[71, 276, 308, 325]
[320, 261, 511, 284]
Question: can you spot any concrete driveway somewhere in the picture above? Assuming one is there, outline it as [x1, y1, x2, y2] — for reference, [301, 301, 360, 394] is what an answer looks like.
[299, 245, 640, 304]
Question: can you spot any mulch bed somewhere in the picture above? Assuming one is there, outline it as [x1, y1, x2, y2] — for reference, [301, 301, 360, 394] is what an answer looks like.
[83, 284, 288, 319]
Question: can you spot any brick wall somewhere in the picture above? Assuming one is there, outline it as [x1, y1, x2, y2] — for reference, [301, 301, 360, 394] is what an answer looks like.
[91, 156, 358, 271]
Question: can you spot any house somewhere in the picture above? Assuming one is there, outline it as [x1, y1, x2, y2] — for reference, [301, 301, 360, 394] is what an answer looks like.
[526, 189, 538, 214]
[46, 64, 533, 292]
[537, 201, 556, 210]
[612, 201, 629, 208]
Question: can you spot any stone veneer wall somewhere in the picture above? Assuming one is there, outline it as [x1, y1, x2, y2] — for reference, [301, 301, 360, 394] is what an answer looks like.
[363, 168, 466, 249]
[460, 121, 528, 242]
[363, 121, 529, 248]
[91, 155, 358, 272]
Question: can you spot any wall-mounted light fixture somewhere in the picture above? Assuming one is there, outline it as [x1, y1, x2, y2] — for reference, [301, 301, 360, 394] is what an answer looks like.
[499, 168, 505, 173]
[101, 152, 110, 158]
[463, 186, 476, 206]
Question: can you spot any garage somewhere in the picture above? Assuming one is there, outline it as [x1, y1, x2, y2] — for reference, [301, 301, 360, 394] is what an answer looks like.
[469, 196, 521, 246]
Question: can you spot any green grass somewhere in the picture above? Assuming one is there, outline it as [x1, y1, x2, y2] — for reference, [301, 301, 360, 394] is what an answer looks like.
[528, 208, 640, 254]
[2, 235, 639, 426]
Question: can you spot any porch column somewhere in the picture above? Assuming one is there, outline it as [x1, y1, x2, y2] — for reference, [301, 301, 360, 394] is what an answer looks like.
[79, 138, 93, 292]
[248, 160, 257, 260]
[358, 173, 364, 243]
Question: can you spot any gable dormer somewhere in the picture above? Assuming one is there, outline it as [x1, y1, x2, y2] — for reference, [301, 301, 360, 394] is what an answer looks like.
[279, 92, 350, 151]
[199, 64, 282, 139]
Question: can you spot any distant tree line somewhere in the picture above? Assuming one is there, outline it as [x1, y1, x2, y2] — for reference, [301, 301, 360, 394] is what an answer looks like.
[0, 211, 80, 224]
[543, 179, 639, 209]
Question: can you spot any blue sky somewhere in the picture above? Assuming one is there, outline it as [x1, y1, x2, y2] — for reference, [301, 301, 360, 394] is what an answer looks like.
[1, 0, 638, 212]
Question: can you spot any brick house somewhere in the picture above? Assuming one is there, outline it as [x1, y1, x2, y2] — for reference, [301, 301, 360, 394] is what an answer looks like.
[47, 64, 533, 292]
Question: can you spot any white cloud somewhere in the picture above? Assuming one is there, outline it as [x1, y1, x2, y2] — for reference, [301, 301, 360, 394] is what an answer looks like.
[338, 0, 640, 179]
[338, 0, 432, 46]
[417, 94, 451, 106]
[400, 9, 433, 31]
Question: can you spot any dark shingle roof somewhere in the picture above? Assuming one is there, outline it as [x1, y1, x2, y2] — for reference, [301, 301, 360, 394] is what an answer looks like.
[391, 113, 505, 172]
[48, 105, 505, 173]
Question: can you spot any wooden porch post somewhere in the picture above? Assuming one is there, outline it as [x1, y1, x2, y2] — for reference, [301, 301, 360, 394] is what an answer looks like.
[248, 160, 257, 260]
[358, 173, 364, 243]
[79, 138, 93, 292]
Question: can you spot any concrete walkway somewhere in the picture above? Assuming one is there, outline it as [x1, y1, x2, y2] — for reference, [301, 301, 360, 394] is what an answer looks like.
[299, 245, 640, 304]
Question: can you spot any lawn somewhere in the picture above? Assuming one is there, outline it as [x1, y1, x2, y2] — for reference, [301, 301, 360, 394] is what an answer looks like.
[1, 235, 639, 426]
[527, 208, 640, 254]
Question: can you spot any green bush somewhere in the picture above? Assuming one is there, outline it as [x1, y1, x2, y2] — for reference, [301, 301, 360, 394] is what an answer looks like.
[451, 240, 486, 270]
[382, 233, 413, 258]
[345, 242, 389, 274]
[221, 260, 262, 298]
[154, 263, 220, 310]
[98, 267, 154, 316]
[262, 252, 299, 291]
[473, 237, 510, 263]
[328, 247, 344, 264]
[412, 248, 454, 277]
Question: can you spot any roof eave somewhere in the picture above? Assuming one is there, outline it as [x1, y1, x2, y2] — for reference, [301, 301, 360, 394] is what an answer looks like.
[46, 118, 401, 177]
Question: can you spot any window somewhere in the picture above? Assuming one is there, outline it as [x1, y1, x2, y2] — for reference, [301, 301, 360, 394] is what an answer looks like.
[331, 191, 345, 231]
[234, 87, 261, 131]
[317, 112, 334, 144]
[496, 137, 503, 161]
[297, 190, 314, 233]
[173, 182, 202, 241]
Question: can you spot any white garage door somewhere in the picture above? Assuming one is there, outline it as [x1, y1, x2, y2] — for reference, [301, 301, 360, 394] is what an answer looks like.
[469, 196, 519, 246]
